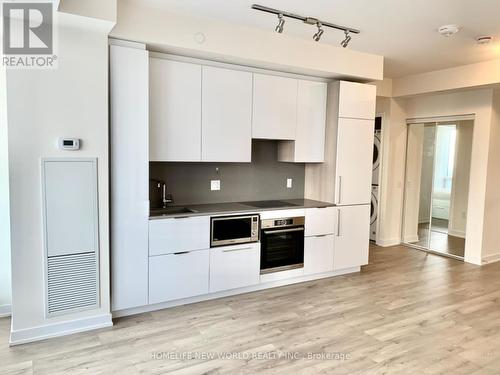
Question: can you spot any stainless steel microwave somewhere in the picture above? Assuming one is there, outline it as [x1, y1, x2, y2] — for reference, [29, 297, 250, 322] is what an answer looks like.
[210, 214, 260, 247]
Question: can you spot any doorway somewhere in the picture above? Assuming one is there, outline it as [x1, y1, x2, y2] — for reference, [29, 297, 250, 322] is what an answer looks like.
[402, 119, 473, 259]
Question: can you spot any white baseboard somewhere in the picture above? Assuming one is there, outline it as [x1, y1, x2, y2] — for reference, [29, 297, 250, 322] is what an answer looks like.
[448, 229, 466, 239]
[482, 252, 500, 264]
[113, 267, 361, 318]
[402, 235, 419, 243]
[9, 313, 113, 346]
[376, 237, 401, 247]
[0, 304, 11, 318]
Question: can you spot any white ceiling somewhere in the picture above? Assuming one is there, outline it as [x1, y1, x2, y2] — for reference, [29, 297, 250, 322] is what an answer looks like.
[128, 0, 500, 78]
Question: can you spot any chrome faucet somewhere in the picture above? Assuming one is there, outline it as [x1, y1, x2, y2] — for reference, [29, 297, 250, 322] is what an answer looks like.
[150, 179, 173, 208]
[160, 181, 173, 208]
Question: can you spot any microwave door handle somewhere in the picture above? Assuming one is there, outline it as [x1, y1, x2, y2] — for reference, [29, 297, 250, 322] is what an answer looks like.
[263, 228, 304, 235]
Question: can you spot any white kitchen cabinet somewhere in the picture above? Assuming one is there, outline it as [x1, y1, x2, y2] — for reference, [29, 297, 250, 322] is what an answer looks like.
[304, 81, 377, 204]
[149, 216, 210, 256]
[209, 243, 260, 293]
[201, 66, 252, 162]
[305, 207, 336, 237]
[304, 235, 335, 275]
[333, 205, 370, 270]
[149, 249, 209, 304]
[149, 58, 202, 161]
[110, 42, 149, 311]
[335, 118, 374, 205]
[278, 80, 327, 163]
[252, 73, 297, 140]
[338, 81, 376, 120]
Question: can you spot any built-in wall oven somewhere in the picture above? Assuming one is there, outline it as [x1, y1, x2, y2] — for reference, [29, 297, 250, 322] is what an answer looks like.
[260, 216, 305, 274]
[211, 214, 260, 247]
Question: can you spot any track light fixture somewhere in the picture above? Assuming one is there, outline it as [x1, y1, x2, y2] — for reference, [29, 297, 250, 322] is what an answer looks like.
[341, 30, 352, 48]
[275, 13, 285, 33]
[252, 4, 360, 47]
[313, 22, 324, 42]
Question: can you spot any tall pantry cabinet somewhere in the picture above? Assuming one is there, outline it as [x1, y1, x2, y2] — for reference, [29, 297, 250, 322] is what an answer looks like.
[305, 81, 376, 270]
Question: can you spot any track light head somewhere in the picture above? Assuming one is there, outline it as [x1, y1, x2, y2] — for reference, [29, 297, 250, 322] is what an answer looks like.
[341, 30, 352, 48]
[275, 13, 285, 33]
[313, 22, 324, 42]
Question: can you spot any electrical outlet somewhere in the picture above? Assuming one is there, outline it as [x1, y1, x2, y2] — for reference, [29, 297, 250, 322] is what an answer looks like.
[287, 178, 293, 189]
[211, 180, 221, 191]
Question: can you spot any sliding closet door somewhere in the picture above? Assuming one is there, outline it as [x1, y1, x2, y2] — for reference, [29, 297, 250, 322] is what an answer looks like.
[402, 120, 473, 259]
[402, 123, 436, 249]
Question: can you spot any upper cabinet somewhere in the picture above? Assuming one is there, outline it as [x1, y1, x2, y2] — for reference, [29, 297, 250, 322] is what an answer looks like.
[338, 81, 376, 120]
[201, 66, 253, 162]
[278, 80, 327, 163]
[149, 58, 202, 162]
[148, 55, 329, 163]
[252, 74, 297, 140]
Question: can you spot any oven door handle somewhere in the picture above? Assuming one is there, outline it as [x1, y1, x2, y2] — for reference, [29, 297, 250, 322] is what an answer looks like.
[263, 227, 304, 235]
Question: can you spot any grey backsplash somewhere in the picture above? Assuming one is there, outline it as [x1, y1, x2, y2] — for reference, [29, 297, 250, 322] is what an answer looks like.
[149, 140, 305, 207]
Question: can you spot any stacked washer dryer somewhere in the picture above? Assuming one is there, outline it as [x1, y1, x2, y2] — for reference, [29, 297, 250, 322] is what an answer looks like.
[371, 117, 382, 241]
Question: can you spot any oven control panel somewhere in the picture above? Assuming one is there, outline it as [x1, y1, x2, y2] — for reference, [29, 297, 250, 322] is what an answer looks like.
[261, 216, 305, 229]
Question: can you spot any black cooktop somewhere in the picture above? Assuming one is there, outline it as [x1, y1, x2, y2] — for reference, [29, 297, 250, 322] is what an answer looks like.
[241, 200, 299, 209]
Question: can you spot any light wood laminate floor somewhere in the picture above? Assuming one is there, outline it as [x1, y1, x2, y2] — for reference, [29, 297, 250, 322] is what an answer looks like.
[2, 245, 500, 374]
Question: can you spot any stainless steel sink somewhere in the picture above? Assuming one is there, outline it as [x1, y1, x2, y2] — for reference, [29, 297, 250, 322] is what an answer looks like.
[150, 207, 198, 215]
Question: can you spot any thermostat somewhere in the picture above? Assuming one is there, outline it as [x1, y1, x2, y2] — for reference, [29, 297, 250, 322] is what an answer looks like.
[58, 138, 80, 150]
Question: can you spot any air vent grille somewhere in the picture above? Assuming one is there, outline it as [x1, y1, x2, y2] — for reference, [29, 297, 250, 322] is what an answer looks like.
[47, 252, 98, 315]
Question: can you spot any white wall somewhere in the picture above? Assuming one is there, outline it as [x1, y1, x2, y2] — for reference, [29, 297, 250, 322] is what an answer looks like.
[375, 97, 407, 247]
[7, 13, 114, 344]
[59, 0, 117, 22]
[482, 89, 500, 260]
[110, 0, 383, 81]
[392, 59, 500, 97]
[449, 121, 473, 237]
[0, 58, 12, 316]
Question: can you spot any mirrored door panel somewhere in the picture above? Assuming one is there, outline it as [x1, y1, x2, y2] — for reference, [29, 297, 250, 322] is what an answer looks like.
[402, 123, 436, 249]
[402, 120, 473, 260]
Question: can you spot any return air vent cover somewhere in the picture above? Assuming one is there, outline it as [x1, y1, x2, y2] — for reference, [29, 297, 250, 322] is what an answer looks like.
[42, 158, 100, 317]
[47, 252, 98, 315]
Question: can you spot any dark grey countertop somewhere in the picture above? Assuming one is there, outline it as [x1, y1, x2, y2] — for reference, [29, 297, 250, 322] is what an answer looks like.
[149, 199, 335, 220]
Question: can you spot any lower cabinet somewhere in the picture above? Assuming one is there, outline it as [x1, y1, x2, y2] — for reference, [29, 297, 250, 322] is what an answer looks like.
[304, 235, 335, 276]
[209, 243, 260, 293]
[333, 205, 370, 270]
[149, 249, 209, 304]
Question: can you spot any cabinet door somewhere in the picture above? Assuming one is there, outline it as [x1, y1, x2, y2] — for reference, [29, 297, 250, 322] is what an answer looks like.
[149, 216, 210, 256]
[149, 58, 202, 161]
[294, 80, 327, 162]
[304, 235, 334, 276]
[149, 250, 209, 304]
[252, 74, 297, 140]
[335, 118, 374, 205]
[209, 243, 260, 293]
[110, 44, 149, 311]
[333, 205, 370, 270]
[305, 207, 336, 236]
[338, 81, 376, 120]
[201, 66, 252, 162]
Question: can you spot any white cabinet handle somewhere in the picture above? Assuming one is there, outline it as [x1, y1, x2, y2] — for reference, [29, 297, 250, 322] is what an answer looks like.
[222, 246, 252, 253]
[173, 251, 190, 255]
[336, 209, 341, 237]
